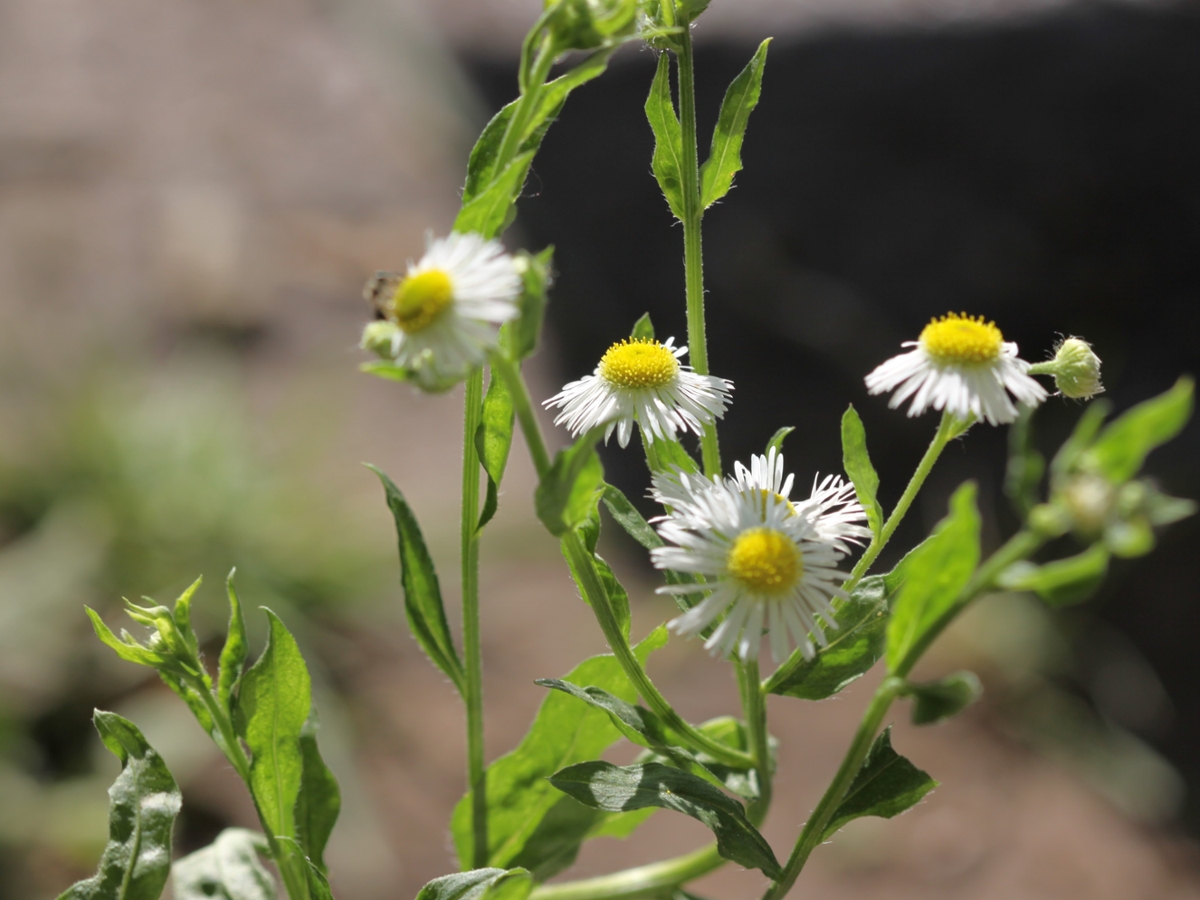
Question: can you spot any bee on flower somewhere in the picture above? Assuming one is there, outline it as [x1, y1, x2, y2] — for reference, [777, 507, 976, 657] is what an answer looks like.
[544, 336, 732, 447]
[362, 231, 521, 390]
[650, 448, 870, 663]
[865, 312, 1047, 425]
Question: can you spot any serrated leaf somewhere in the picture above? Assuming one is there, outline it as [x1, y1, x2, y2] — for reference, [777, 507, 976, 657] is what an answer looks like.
[699, 39, 770, 209]
[823, 727, 936, 839]
[905, 671, 982, 725]
[765, 426, 793, 457]
[296, 716, 341, 874]
[645, 53, 685, 220]
[172, 829, 276, 900]
[999, 543, 1110, 607]
[57, 712, 181, 900]
[1082, 377, 1193, 483]
[549, 761, 781, 878]
[511, 247, 554, 360]
[218, 570, 249, 714]
[630, 313, 656, 341]
[235, 610, 311, 849]
[476, 372, 516, 530]
[536, 429, 605, 537]
[886, 483, 980, 673]
[370, 466, 465, 694]
[452, 630, 667, 875]
[455, 151, 536, 240]
[841, 406, 883, 538]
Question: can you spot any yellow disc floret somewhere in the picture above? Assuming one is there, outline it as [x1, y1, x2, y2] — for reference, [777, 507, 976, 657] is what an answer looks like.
[727, 527, 802, 595]
[598, 338, 680, 389]
[392, 269, 454, 334]
[919, 312, 1003, 365]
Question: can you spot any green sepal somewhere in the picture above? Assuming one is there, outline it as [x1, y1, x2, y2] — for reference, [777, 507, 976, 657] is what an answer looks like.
[999, 543, 1110, 606]
[57, 712, 182, 900]
[171, 828, 277, 900]
[840, 406, 883, 538]
[549, 761, 781, 878]
[369, 465, 466, 694]
[476, 370, 516, 531]
[822, 726, 936, 839]
[536, 428, 605, 537]
[903, 671, 982, 726]
[1081, 377, 1193, 483]
[645, 53, 686, 220]
[886, 482, 981, 673]
[699, 39, 770, 209]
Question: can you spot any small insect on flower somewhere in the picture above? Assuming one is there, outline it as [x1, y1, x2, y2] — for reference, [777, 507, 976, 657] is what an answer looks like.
[543, 336, 732, 447]
[865, 312, 1047, 425]
[650, 449, 870, 663]
[362, 232, 521, 390]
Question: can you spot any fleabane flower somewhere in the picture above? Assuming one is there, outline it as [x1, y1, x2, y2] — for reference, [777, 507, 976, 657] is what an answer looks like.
[362, 232, 521, 390]
[544, 337, 732, 447]
[865, 312, 1047, 425]
[650, 451, 869, 663]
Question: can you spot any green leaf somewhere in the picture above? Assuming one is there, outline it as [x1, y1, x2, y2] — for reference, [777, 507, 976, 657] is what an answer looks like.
[699, 39, 770, 209]
[456, 151, 536, 240]
[369, 465, 465, 693]
[840, 406, 883, 538]
[886, 483, 981, 673]
[630, 313, 656, 341]
[764, 426, 794, 457]
[769, 575, 894, 700]
[536, 429, 605, 537]
[452, 629, 668, 875]
[511, 247, 554, 360]
[602, 484, 663, 550]
[655, 438, 701, 475]
[904, 672, 982, 726]
[549, 761, 781, 878]
[235, 610, 312, 847]
[1104, 515, 1156, 558]
[645, 53, 686, 220]
[172, 829, 276, 900]
[57, 712, 182, 900]
[571, 505, 631, 638]
[999, 543, 1110, 607]
[477, 371, 516, 530]
[1049, 399, 1111, 479]
[219, 569, 250, 714]
[416, 868, 532, 900]
[1082, 377, 1194, 483]
[536, 680, 673, 752]
[172, 577, 203, 660]
[1005, 404, 1045, 518]
[304, 863, 335, 900]
[359, 360, 412, 383]
[86, 607, 163, 668]
[822, 727, 936, 839]
[295, 716, 341, 874]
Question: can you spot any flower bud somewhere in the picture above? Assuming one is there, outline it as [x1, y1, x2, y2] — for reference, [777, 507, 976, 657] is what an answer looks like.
[1061, 472, 1115, 538]
[1032, 337, 1104, 400]
[360, 320, 401, 360]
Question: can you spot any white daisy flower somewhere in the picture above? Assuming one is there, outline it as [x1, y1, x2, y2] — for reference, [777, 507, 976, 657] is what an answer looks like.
[364, 232, 521, 390]
[650, 451, 869, 663]
[864, 312, 1047, 425]
[543, 337, 732, 447]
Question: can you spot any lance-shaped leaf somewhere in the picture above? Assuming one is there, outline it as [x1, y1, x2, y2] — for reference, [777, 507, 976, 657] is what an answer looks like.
[57, 711, 182, 900]
[511, 247, 554, 361]
[998, 543, 1110, 607]
[1082, 377, 1193, 483]
[295, 716, 341, 874]
[219, 569, 250, 714]
[645, 53, 685, 220]
[235, 610, 312, 849]
[549, 762, 781, 878]
[477, 372, 516, 530]
[536, 429, 605, 537]
[452, 629, 668, 874]
[765, 426, 794, 457]
[822, 727, 936, 839]
[886, 483, 980, 673]
[699, 39, 770, 209]
[602, 483, 663, 550]
[841, 406, 883, 538]
[904, 671, 983, 726]
[455, 151, 536, 241]
[573, 506, 631, 637]
[172, 828, 276, 900]
[656, 438, 701, 475]
[417, 869, 533, 900]
[370, 466, 465, 694]
[630, 312, 656, 341]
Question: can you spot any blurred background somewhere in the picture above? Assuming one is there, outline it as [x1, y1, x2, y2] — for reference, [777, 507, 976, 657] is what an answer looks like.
[1, 0, 1198, 897]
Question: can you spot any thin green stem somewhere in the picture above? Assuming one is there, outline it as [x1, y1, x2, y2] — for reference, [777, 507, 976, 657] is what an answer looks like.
[675, 28, 721, 478]
[739, 658, 772, 821]
[562, 531, 755, 770]
[491, 353, 551, 479]
[530, 844, 724, 900]
[462, 368, 488, 868]
[761, 678, 904, 900]
[497, 39, 556, 179]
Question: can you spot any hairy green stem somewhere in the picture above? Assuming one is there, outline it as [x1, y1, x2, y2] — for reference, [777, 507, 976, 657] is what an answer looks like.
[738, 658, 772, 821]
[461, 368, 488, 868]
[497, 38, 556, 179]
[491, 353, 551, 479]
[530, 844, 725, 900]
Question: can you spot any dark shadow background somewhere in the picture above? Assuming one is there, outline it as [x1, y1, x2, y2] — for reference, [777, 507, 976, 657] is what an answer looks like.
[467, 2, 1200, 827]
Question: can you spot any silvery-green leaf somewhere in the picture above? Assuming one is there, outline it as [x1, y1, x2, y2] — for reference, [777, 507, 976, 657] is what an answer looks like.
[822, 726, 936, 839]
[699, 40, 770, 209]
[172, 829, 276, 900]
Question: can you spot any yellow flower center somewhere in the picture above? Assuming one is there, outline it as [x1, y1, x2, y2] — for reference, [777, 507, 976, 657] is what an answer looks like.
[391, 269, 454, 334]
[919, 312, 1003, 365]
[727, 527, 802, 595]
[598, 338, 680, 390]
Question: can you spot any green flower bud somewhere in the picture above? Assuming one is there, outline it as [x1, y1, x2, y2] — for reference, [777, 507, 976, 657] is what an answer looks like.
[1061, 472, 1115, 539]
[1030, 337, 1104, 400]
[361, 320, 401, 360]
